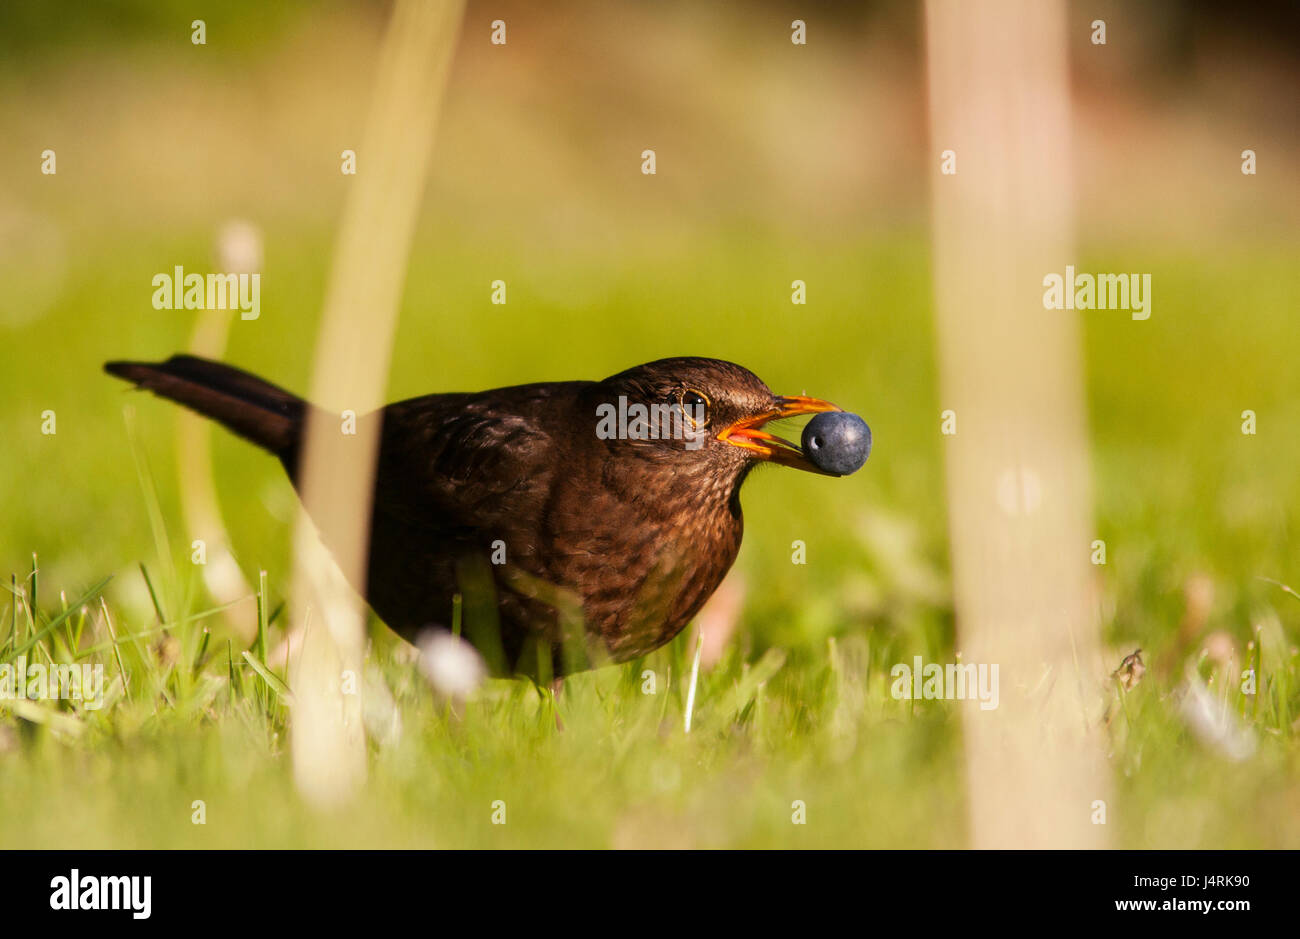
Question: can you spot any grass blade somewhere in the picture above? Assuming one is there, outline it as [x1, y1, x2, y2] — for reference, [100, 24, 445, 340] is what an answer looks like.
[684, 628, 704, 733]
[242, 650, 294, 704]
[139, 562, 167, 624]
[5, 576, 112, 662]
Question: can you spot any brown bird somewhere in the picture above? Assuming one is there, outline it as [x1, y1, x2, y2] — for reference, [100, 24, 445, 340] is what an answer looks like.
[105, 355, 860, 677]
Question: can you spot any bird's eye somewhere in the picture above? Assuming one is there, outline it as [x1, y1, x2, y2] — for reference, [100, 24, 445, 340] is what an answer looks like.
[678, 389, 710, 428]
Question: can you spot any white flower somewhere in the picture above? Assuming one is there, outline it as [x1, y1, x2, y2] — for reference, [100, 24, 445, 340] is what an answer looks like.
[417, 631, 487, 700]
[1179, 672, 1255, 762]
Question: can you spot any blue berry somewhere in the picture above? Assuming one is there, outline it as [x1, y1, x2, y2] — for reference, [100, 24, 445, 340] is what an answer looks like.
[802, 411, 871, 476]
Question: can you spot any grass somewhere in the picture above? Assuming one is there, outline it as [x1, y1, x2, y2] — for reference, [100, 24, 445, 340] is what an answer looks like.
[1, 233, 1297, 849]
[0, 5, 1296, 848]
[0, 551, 1295, 848]
[0, 554, 961, 849]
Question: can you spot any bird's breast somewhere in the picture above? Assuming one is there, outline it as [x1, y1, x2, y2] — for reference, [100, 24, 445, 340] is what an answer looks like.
[533, 467, 744, 662]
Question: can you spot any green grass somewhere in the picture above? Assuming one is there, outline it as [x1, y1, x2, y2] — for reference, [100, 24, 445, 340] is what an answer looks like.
[1, 223, 1297, 847]
[0, 552, 1295, 848]
[0, 3, 1296, 846]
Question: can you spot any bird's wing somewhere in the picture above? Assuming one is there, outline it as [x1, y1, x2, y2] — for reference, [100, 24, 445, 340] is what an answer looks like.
[371, 392, 560, 535]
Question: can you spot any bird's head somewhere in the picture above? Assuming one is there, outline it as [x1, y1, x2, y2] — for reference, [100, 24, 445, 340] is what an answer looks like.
[588, 357, 846, 484]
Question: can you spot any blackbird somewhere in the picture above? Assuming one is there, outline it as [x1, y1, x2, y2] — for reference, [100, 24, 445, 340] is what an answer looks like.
[105, 355, 862, 677]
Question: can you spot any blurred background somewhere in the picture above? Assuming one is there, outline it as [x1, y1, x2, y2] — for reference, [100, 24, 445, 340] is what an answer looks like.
[0, 0, 1296, 847]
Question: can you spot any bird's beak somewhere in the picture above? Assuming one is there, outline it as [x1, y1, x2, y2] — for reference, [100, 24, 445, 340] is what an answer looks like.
[717, 395, 842, 473]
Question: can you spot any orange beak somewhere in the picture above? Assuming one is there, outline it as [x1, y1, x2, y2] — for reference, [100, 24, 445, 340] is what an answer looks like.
[717, 395, 842, 473]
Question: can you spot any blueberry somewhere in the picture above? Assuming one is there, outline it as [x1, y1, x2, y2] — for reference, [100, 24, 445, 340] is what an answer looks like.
[801, 411, 871, 476]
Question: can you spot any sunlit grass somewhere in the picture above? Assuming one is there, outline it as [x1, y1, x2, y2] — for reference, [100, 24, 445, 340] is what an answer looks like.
[1, 544, 1296, 848]
[2, 226, 1298, 847]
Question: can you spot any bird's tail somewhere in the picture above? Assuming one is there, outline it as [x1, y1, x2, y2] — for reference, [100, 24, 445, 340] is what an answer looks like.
[104, 355, 304, 458]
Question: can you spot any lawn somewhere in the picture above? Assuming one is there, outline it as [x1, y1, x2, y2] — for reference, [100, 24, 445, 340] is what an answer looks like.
[2, 226, 1296, 848]
[0, 2, 1296, 849]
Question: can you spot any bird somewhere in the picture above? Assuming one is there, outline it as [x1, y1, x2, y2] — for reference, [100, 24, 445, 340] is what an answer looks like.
[104, 354, 868, 678]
